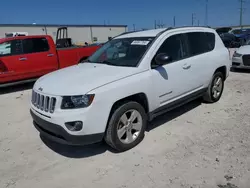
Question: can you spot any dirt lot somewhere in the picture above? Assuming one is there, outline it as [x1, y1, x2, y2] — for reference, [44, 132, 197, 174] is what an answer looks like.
[1, 71, 250, 188]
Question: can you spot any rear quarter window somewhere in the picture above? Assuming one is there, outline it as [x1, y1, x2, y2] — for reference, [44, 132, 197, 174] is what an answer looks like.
[186, 32, 215, 56]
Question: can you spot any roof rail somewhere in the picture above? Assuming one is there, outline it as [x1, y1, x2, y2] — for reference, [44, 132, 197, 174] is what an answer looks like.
[156, 27, 173, 37]
[113, 30, 143, 38]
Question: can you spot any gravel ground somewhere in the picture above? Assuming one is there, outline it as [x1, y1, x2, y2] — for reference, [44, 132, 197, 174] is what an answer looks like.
[1, 71, 250, 188]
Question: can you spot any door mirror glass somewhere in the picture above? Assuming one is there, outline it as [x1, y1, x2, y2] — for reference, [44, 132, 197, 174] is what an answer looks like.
[155, 53, 172, 65]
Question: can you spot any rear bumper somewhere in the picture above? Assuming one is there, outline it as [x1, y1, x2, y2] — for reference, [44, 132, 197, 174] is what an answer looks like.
[31, 110, 104, 145]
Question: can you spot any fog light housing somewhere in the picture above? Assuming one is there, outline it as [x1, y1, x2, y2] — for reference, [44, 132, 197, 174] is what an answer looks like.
[65, 121, 83, 131]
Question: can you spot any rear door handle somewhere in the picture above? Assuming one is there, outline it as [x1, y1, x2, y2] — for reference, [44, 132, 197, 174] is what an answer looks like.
[19, 57, 27, 61]
[182, 64, 191, 69]
[47, 54, 54, 57]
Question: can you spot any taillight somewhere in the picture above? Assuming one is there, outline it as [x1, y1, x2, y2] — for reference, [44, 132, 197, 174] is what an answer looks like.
[228, 48, 233, 60]
[0, 61, 8, 72]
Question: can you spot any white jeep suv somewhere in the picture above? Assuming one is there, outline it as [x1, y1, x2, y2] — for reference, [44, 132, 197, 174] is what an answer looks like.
[30, 27, 230, 151]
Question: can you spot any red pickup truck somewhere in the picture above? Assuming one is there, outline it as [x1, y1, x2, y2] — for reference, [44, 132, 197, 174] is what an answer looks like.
[0, 27, 100, 87]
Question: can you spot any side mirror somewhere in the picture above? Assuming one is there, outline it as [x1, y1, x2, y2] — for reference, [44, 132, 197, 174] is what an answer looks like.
[155, 53, 172, 65]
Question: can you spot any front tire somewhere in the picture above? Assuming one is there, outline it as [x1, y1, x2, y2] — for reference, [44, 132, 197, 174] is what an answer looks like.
[203, 72, 224, 103]
[105, 101, 147, 152]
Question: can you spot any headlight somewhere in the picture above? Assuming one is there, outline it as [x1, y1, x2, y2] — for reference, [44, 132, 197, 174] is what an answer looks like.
[61, 94, 95, 109]
[233, 52, 242, 57]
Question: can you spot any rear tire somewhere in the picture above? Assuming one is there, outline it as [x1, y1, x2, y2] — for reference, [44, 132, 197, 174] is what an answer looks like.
[203, 72, 224, 103]
[105, 101, 147, 152]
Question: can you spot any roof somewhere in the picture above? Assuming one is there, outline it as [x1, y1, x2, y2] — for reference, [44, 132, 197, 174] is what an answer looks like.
[0, 35, 49, 42]
[0, 24, 127, 28]
[214, 25, 250, 29]
[116, 28, 166, 38]
[115, 26, 215, 39]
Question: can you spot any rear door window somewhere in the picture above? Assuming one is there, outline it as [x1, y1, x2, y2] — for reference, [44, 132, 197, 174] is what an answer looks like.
[22, 38, 49, 54]
[186, 32, 215, 56]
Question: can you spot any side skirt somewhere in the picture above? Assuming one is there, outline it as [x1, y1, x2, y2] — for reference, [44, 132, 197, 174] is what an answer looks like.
[0, 78, 37, 88]
[148, 88, 207, 121]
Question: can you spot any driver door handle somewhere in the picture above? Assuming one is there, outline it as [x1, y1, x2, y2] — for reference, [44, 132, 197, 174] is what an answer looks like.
[19, 57, 27, 61]
[182, 63, 191, 70]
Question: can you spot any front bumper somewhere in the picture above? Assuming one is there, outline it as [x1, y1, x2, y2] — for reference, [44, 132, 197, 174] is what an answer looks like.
[31, 110, 104, 145]
[232, 56, 244, 68]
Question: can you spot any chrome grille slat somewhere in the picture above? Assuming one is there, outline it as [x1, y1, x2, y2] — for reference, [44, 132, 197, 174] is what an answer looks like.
[40, 95, 44, 110]
[37, 94, 40, 109]
[45, 96, 49, 112]
[31, 90, 56, 114]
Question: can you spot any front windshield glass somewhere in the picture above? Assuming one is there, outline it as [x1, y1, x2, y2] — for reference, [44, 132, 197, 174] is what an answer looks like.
[87, 37, 155, 67]
[232, 29, 250, 35]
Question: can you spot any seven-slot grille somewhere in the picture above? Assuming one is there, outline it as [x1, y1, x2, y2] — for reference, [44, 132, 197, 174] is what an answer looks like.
[243, 55, 250, 66]
[32, 90, 56, 113]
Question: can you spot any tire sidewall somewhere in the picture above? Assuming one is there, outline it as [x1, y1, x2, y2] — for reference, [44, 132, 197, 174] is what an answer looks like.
[108, 102, 147, 151]
[209, 72, 224, 102]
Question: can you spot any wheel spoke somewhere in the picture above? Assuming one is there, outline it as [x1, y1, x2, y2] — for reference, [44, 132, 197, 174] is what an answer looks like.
[132, 122, 142, 131]
[216, 77, 221, 86]
[126, 130, 133, 143]
[120, 114, 128, 125]
[117, 126, 126, 139]
[212, 88, 216, 98]
[129, 110, 140, 122]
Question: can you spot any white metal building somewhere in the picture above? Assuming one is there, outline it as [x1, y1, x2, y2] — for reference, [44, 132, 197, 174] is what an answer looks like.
[0, 24, 127, 45]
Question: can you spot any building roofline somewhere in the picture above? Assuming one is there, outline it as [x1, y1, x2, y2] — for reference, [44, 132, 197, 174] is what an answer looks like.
[214, 25, 250, 29]
[0, 24, 127, 28]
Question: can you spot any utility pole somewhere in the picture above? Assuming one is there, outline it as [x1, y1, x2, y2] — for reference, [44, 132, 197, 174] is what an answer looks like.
[133, 24, 136, 31]
[154, 20, 157, 29]
[157, 20, 164, 28]
[198, 20, 200, 26]
[205, 0, 208, 26]
[173, 16, 176, 27]
[239, 0, 245, 29]
[192, 13, 195, 26]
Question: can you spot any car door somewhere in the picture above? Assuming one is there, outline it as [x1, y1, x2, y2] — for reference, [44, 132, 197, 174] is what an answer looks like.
[22, 37, 58, 77]
[184, 31, 216, 90]
[0, 39, 31, 83]
[151, 33, 193, 108]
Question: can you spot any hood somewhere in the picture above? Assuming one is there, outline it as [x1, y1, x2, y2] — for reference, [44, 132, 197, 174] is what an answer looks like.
[234, 33, 248, 38]
[34, 63, 142, 96]
[236, 45, 250, 55]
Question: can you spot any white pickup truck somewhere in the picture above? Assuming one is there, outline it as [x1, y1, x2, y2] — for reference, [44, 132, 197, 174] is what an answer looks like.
[30, 27, 230, 151]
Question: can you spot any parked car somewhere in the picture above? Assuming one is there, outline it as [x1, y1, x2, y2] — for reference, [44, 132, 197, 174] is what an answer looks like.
[88, 42, 104, 47]
[30, 27, 230, 151]
[231, 40, 250, 69]
[216, 27, 241, 48]
[0, 27, 100, 87]
[216, 27, 232, 35]
[230, 28, 250, 44]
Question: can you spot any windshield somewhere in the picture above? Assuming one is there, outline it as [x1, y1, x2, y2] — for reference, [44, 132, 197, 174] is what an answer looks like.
[231, 29, 250, 35]
[87, 37, 155, 67]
